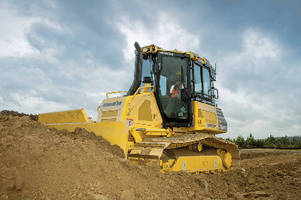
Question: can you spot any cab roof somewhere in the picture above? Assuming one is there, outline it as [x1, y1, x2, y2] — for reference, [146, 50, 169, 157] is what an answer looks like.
[141, 44, 213, 68]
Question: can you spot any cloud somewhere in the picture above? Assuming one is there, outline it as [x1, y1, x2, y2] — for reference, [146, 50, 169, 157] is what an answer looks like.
[217, 28, 301, 138]
[115, 12, 201, 62]
[0, 0, 300, 139]
[0, 1, 39, 57]
[0, 0, 139, 118]
[243, 29, 280, 59]
[0, 91, 70, 114]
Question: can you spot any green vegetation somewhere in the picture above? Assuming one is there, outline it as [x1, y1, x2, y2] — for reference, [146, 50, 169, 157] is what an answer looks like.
[230, 134, 301, 149]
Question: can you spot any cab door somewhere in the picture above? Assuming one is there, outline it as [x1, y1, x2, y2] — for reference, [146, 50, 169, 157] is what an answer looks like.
[155, 53, 192, 127]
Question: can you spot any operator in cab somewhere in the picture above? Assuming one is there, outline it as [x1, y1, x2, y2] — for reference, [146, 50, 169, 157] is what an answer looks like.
[166, 71, 186, 118]
[170, 71, 184, 98]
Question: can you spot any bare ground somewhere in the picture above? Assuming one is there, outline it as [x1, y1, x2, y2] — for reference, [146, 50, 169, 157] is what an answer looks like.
[0, 113, 300, 200]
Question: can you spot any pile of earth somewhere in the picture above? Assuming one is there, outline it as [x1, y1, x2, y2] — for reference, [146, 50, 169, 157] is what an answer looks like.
[0, 110, 37, 121]
[0, 112, 300, 200]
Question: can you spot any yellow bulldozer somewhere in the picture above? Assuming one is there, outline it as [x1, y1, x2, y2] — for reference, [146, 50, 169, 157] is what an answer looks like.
[38, 42, 240, 173]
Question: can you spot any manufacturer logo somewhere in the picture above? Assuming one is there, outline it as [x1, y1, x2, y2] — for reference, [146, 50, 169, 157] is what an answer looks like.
[160, 52, 174, 56]
[102, 101, 122, 107]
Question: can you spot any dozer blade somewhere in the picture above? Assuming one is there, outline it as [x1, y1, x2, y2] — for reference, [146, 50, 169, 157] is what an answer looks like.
[128, 133, 240, 173]
[38, 109, 90, 124]
[38, 109, 129, 157]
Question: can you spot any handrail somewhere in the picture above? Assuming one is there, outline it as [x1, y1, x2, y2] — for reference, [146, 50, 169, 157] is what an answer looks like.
[134, 84, 154, 96]
[106, 90, 127, 98]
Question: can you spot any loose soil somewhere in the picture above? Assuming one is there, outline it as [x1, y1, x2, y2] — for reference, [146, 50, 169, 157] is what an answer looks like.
[0, 113, 300, 200]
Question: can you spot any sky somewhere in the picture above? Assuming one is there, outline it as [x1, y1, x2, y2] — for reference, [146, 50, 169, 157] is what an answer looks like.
[0, 0, 300, 139]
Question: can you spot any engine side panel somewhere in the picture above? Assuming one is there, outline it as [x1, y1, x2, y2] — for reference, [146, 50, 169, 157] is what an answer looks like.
[191, 101, 227, 134]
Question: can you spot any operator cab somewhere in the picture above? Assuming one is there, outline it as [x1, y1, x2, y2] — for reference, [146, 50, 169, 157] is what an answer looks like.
[127, 42, 218, 128]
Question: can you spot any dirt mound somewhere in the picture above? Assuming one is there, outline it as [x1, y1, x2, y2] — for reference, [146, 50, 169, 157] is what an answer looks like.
[0, 114, 202, 200]
[0, 110, 38, 121]
[0, 114, 301, 200]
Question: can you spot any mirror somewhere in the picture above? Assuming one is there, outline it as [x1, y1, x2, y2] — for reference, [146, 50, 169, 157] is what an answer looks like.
[210, 87, 219, 99]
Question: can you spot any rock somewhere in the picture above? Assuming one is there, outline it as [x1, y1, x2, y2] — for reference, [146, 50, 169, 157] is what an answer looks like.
[78, 161, 88, 173]
[224, 182, 229, 193]
[242, 191, 270, 198]
[86, 192, 109, 200]
[0, 193, 8, 200]
[15, 171, 24, 191]
[252, 191, 270, 198]
[199, 180, 209, 194]
[234, 193, 246, 200]
[1, 167, 16, 180]
[187, 190, 195, 198]
[275, 170, 285, 176]
[241, 168, 248, 178]
[247, 176, 256, 185]
[120, 189, 135, 200]
[6, 180, 16, 190]
[288, 171, 296, 176]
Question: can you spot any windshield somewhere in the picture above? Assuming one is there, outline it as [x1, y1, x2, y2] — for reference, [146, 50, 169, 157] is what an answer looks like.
[141, 57, 154, 86]
[194, 64, 202, 93]
[203, 67, 210, 96]
[194, 62, 214, 100]
[158, 55, 189, 121]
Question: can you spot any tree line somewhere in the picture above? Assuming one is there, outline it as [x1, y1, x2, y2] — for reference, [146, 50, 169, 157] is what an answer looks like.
[226, 134, 301, 149]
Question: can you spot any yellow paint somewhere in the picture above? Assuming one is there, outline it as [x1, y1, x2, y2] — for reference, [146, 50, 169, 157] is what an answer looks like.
[45, 121, 129, 158]
[38, 109, 90, 124]
[125, 90, 163, 131]
[190, 101, 225, 134]
[217, 149, 232, 169]
[38, 44, 239, 173]
[38, 90, 237, 172]
[169, 155, 224, 172]
[141, 44, 212, 66]
[98, 96, 127, 122]
[105, 91, 127, 98]
[197, 143, 203, 152]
